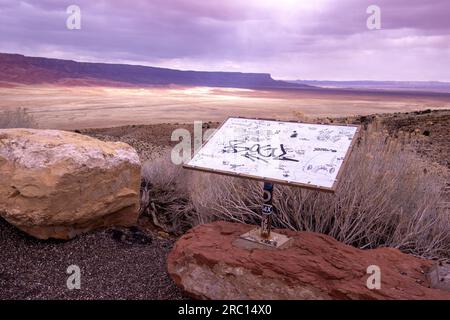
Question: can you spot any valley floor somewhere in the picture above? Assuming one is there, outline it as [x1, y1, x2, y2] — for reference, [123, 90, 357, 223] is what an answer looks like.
[1, 85, 450, 130]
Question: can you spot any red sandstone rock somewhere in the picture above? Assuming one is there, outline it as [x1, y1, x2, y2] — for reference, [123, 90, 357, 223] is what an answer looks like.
[167, 221, 450, 300]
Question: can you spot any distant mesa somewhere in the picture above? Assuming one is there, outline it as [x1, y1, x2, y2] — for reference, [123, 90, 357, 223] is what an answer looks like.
[0, 52, 311, 89]
[289, 79, 450, 93]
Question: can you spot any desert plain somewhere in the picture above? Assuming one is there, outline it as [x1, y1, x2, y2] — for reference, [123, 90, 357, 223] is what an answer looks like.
[1, 84, 450, 129]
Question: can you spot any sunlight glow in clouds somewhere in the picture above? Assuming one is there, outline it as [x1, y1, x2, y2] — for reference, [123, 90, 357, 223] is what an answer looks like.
[0, 0, 449, 81]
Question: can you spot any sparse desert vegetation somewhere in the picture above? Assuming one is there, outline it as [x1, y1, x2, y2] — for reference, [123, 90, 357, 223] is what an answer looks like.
[0, 107, 38, 129]
[140, 155, 196, 235]
[140, 119, 450, 260]
[2, 109, 449, 300]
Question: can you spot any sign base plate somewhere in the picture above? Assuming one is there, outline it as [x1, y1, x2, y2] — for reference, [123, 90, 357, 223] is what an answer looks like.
[239, 228, 291, 249]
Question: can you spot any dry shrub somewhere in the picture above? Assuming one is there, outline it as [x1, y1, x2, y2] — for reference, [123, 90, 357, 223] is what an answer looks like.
[293, 111, 310, 122]
[140, 155, 196, 234]
[0, 107, 38, 129]
[190, 124, 449, 259]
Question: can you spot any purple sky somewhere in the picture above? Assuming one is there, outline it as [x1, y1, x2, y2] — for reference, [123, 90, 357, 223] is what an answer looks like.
[1, 0, 449, 81]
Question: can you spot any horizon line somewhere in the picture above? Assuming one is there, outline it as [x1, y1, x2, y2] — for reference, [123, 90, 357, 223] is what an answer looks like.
[2, 51, 449, 84]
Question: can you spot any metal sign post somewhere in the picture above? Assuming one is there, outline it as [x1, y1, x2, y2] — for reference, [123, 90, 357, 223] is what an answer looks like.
[261, 182, 274, 238]
[239, 182, 291, 248]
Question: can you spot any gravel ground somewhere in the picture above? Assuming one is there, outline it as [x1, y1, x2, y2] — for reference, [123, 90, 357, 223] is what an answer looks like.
[81, 122, 220, 162]
[0, 218, 186, 300]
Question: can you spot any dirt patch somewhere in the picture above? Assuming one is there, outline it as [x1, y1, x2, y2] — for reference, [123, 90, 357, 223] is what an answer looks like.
[82, 122, 220, 161]
[381, 110, 450, 169]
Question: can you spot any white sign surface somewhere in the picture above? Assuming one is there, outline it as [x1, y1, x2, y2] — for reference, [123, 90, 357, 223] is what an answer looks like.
[185, 117, 358, 191]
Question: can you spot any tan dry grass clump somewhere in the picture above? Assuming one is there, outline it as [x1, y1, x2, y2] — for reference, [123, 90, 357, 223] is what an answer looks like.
[0, 107, 38, 129]
[140, 156, 196, 234]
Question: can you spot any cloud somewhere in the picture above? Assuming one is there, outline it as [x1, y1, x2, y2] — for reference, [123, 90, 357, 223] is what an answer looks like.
[0, 0, 449, 80]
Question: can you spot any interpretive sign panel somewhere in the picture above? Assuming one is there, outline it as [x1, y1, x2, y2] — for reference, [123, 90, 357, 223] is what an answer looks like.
[184, 117, 359, 192]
